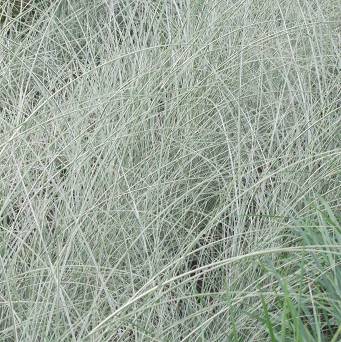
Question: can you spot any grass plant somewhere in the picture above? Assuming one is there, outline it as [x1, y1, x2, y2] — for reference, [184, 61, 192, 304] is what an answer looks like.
[0, 0, 340, 340]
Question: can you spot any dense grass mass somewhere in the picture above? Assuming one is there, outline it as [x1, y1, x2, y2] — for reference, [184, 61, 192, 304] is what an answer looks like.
[0, 0, 340, 341]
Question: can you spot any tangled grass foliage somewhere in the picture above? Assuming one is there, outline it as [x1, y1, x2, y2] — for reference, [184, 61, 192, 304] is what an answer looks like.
[0, 0, 340, 340]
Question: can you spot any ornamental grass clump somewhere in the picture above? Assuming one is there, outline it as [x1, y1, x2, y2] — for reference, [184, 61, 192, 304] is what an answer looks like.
[0, 0, 340, 340]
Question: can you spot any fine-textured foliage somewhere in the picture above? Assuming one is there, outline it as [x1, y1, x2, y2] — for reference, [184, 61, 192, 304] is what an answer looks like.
[0, 0, 340, 340]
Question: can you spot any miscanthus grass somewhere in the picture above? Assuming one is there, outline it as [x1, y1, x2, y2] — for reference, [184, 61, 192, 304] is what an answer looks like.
[0, 0, 340, 340]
